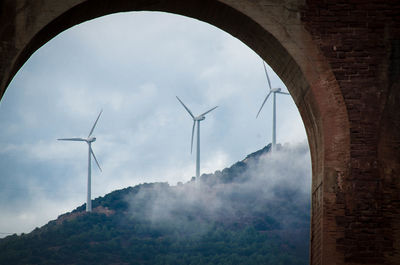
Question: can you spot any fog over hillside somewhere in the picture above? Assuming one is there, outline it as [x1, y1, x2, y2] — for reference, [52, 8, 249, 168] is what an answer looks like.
[126, 142, 311, 234]
[0, 142, 311, 265]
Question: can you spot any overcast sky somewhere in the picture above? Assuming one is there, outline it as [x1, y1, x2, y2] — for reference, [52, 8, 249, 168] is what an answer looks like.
[0, 11, 308, 236]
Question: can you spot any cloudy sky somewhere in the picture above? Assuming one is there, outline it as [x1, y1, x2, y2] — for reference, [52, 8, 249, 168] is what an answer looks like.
[0, 11, 308, 236]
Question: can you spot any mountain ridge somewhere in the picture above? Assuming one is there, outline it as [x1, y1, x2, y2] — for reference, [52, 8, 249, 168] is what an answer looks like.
[0, 143, 310, 265]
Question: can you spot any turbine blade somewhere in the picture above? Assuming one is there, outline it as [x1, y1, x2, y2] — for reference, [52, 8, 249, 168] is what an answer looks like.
[200, 106, 218, 117]
[90, 147, 102, 172]
[262, 61, 272, 91]
[176, 96, 194, 119]
[88, 110, 103, 137]
[277, 91, 290, 95]
[256, 91, 272, 118]
[191, 121, 195, 154]
[57, 138, 86, 141]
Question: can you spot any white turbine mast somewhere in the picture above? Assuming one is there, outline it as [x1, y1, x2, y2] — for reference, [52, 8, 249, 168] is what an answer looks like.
[176, 96, 217, 181]
[58, 110, 103, 212]
[256, 61, 290, 152]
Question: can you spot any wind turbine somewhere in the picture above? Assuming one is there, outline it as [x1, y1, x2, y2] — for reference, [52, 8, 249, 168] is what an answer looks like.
[176, 96, 218, 181]
[256, 61, 290, 152]
[58, 110, 103, 212]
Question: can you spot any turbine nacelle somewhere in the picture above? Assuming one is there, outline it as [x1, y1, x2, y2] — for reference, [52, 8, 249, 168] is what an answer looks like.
[87, 136, 96, 143]
[271, 88, 281, 93]
[195, 116, 206, 121]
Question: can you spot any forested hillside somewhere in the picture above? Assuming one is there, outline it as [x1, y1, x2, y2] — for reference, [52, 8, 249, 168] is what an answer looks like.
[0, 144, 311, 265]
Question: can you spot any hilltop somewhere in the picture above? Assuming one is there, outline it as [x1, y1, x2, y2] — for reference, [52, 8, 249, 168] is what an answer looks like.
[0, 144, 310, 265]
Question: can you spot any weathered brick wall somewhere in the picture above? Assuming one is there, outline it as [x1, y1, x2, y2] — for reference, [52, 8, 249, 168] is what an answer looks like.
[302, 1, 400, 264]
[311, 184, 323, 264]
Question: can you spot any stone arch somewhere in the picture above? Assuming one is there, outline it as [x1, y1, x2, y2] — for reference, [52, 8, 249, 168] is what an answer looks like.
[0, 0, 352, 264]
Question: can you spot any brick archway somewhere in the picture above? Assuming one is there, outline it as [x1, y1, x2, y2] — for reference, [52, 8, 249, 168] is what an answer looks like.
[1, 1, 399, 264]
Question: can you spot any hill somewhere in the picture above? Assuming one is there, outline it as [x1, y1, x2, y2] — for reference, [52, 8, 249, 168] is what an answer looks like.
[0, 143, 311, 265]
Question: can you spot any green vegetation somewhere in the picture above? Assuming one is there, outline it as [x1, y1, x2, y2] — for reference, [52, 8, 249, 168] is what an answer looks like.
[0, 145, 310, 265]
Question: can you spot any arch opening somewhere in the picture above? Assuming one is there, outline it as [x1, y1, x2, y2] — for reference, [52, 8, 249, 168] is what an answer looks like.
[0, 1, 353, 264]
[1, 0, 326, 194]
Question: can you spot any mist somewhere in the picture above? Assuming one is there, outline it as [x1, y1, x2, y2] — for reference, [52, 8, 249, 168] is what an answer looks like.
[125, 142, 311, 236]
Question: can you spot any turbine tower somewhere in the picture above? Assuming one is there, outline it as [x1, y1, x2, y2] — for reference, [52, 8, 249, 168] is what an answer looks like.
[176, 96, 217, 181]
[256, 61, 290, 152]
[58, 110, 103, 212]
